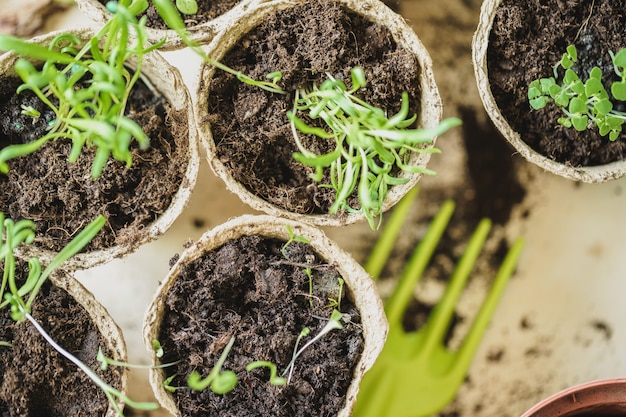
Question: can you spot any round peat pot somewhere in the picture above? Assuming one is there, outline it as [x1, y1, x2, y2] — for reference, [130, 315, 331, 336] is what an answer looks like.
[473, 0, 626, 182]
[144, 214, 388, 417]
[0, 27, 199, 270]
[196, 0, 445, 226]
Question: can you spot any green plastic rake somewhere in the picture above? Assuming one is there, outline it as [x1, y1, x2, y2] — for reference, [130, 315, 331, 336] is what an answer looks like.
[353, 186, 525, 417]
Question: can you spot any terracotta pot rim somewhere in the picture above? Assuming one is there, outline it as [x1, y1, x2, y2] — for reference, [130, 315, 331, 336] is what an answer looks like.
[196, 0, 443, 226]
[143, 214, 388, 417]
[472, 0, 626, 183]
[520, 378, 626, 417]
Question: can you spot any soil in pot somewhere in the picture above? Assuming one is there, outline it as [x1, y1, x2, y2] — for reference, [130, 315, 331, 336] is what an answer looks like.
[0, 273, 123, 416]
[487, 0, 626, 167]
[94, 0, 243, 29]
[205, 0, 422, 215]
[158, 234, 364, 417]
[0, 71, 190, 254]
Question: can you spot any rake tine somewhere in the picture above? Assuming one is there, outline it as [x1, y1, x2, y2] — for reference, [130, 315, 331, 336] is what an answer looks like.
[385, 200, 456, 327]
[364, 186, 420, 281]
[453, 237, 525, 371]
[419, 218, 492, 356]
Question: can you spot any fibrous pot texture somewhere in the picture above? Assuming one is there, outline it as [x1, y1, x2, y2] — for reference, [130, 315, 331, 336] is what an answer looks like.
[0, 28, 199, 270]
[197, 0, 443, 226]
[473, 0, 626, 182]
[144, 215, 388, 417]
[76, 0, 261, 50]
[0, 268, 127, 417]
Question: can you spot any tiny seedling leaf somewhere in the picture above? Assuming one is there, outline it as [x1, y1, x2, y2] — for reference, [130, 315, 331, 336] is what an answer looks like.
[176, 0, 198, 15]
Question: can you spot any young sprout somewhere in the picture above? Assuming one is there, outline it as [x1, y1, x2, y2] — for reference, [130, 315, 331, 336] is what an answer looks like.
[283, 309, 344, 384]
[0, 0, 163, 177]
[0, 213, 159, 416]
[327, 277, 344, 311]
[245, 361, 287, 386]
[303, 266, 314, 308]
[163, 374, 178, 392]
[153, 0, 460, 227]
[152, 339, 165, 358]
[97, 347, 179, 370]
[528, 44, 626, 141]
[289, 67, 461, 229]
[153, 0, 285, 94]
[187, 335, 238, 394]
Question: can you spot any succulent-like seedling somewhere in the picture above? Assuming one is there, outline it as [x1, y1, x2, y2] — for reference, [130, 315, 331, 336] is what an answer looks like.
[528, 44, 626, 141]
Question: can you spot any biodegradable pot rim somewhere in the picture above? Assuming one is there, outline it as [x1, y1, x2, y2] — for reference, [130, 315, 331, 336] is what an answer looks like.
[48, 270, 129, 416]
[520, 378, 626, 417]
[75, 0, 263, 51]
[2, 27, 200, 270]
[472, 0, 626, 183]
[143, 214, 388, 417]
[196, 0, 443, 227]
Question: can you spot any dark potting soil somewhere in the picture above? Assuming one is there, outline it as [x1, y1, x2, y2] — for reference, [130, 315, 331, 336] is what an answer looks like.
[205, 0, 422, 214]
[487, 0, 626, 166]
[0, 74, 189, 253]
[158, 235, 364, 417]
[96, 0, 241, 29]
[0, 272, 122, 416]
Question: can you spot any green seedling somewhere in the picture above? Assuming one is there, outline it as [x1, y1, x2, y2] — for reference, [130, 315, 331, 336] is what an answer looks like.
[153, 0, 285, 94]
[280, 225, 310, 258]
[528, 44, 626, 141]
[289, 67, 461, 229]
[283, 309, 344, 384]
[187, 335, 239, 394]
[326, 277, 344, 311]
[176, 0, 197, 15]
[152, 0, 461, 228]
[0, 0, 162, 177]
[152, 339, 164, 358]
[0, 213, 158, 416]
[246, 361, 287, 386]
[97, 347, 179, 370]
[303, 266, 314, 307]
[163, 374, 179, 392]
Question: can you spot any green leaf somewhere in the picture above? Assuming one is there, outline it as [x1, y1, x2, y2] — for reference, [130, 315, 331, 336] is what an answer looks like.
[561, 45, 577, 69]
[0, 35, 76, 65]
[529, 96, 549, 109]
[176, 0, 198, 15]
[613, 48, 626, 69]
[585, 78, 604, 97]
[571, 115, 588, 131]
[590, 66, 603, 80]
[594, 98, 613, 116]
[558, 117, 572, 128]
[611, 80, 626, 101]
[564, 69, 579, 85]
[548, 83, 562, 99]
[569, 97, 587, 115]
